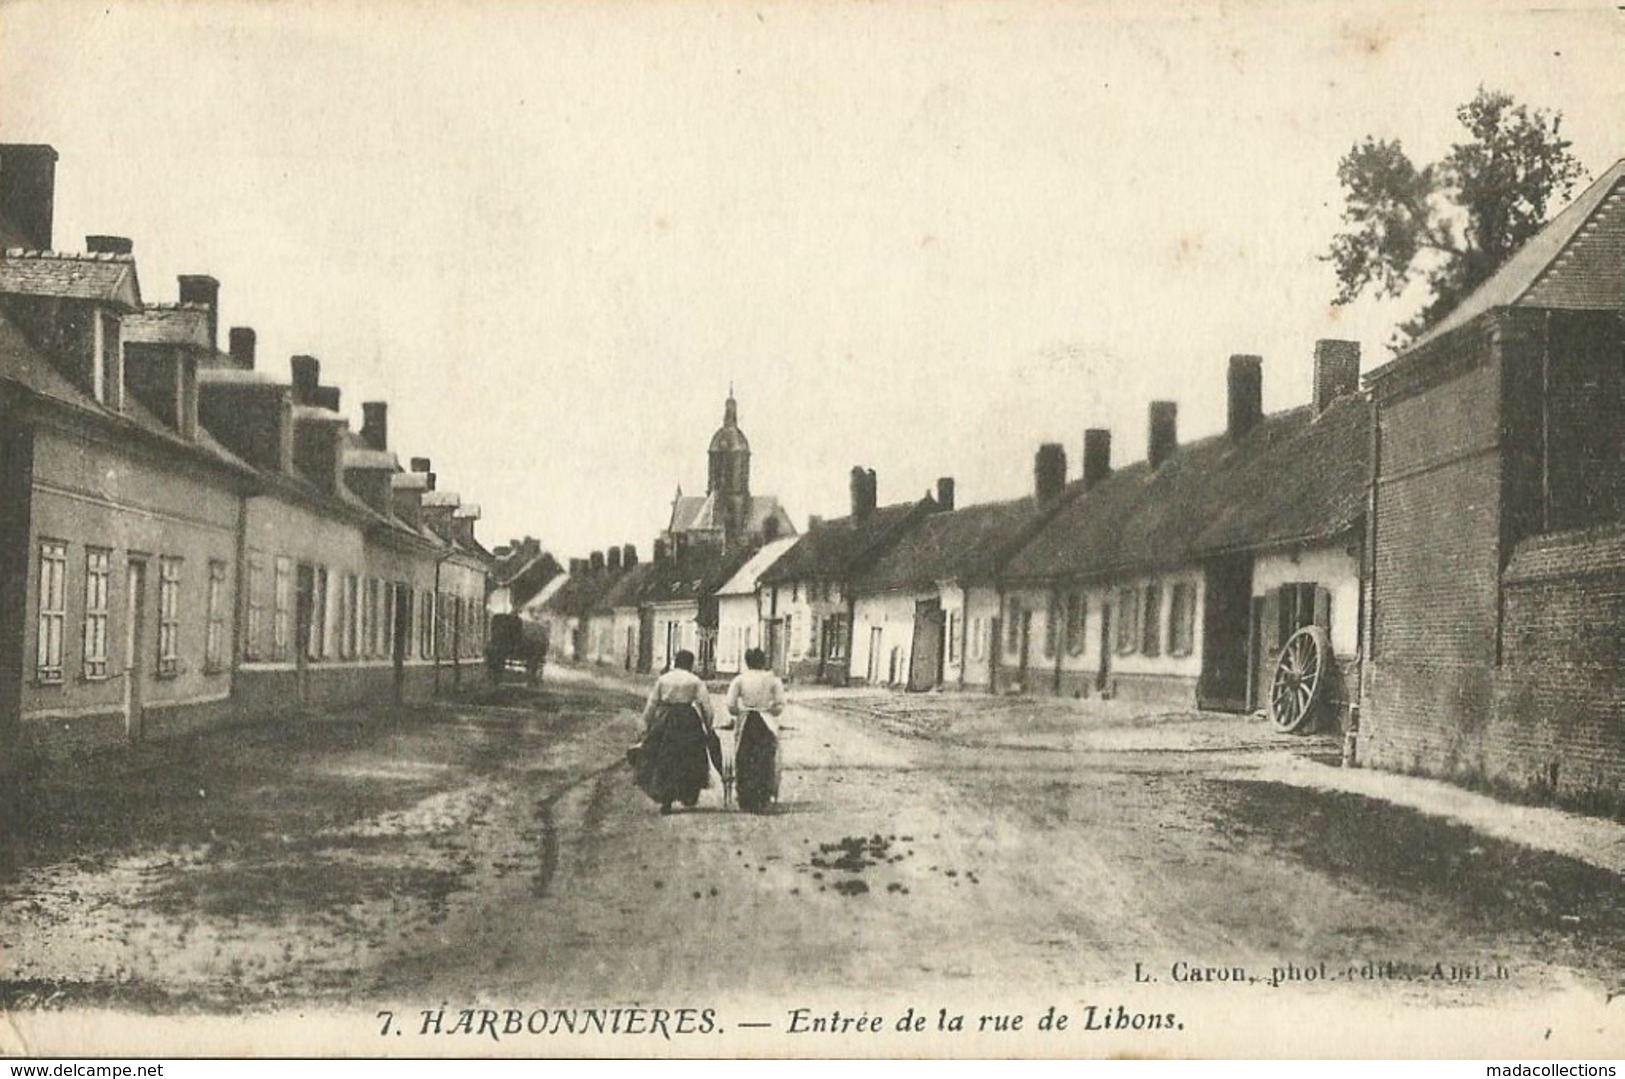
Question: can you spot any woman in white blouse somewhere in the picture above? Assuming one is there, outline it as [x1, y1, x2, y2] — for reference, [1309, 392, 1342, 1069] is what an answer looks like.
[724, 647, 786, 813]
[634, 649, 717, 815]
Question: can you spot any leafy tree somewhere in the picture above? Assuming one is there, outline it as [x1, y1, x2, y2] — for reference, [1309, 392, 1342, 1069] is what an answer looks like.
[1326, 88, 1586, 345]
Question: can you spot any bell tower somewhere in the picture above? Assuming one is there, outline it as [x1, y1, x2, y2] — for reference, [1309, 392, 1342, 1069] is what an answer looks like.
[707, 387, 751, 542]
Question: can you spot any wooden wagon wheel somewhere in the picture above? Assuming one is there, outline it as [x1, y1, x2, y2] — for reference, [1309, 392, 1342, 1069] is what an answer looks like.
[1269, 625, 1332, 734]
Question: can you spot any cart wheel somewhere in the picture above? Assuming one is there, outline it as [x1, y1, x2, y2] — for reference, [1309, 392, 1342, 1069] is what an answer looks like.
[1269, 625, 1332, 734]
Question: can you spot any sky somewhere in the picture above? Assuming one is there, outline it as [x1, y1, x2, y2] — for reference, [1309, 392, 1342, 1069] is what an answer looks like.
[1, 0, 1621, 557]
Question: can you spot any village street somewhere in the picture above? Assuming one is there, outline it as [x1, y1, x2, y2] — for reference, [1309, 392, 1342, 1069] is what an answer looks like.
[4, 669, 1625, 1054]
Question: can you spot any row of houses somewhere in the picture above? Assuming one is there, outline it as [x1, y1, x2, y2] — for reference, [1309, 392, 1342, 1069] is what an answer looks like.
[540, 158, 1625, 811]
[0, 143, 493, 755]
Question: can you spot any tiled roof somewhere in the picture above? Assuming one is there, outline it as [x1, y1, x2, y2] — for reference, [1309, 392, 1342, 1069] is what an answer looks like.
[506, 554, 564, 609]
[637, 543, 754, 607]
[123, 304, 211, 348]
[855, 496, 1049, 594]
[668, 492, 794, 538]
[0, 249, 141, 310]
[1003, 395, 1370, 583]
[759, 499, 933, 584]
[1382, 159, 1625, 366]
[716, 536, 799, 596]
[0, 310, 252, 476]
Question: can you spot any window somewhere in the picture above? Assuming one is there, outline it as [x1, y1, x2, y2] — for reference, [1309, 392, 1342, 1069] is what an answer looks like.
[1115, 588, 1138, 655]
[383, 583, 397, 660]
[809, 615, 822, 659]
[36, 541, 68, 683]
[1169, 582, 1196, 657]
[1277, 582, 1325, 644]
[272, 557, 293, 660]
[307, 566, 327, 660]
[362, 578, 378, 658]
[245, 553, 264, 660]
[205, 560, 227, 671]
[826, 614, 847, 661]
[1065, 592, 1086, 656]
[947, 610, 959, 664]
[83, 548, 111, 679]
[344, 575, 361, 659]
[158, 557, 182, 676]
[1142, 582, 1162, 657]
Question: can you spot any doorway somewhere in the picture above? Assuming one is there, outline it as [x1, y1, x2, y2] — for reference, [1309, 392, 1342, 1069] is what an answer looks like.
[123, 557, 148, 741]
[1198, 556, 1254, 712]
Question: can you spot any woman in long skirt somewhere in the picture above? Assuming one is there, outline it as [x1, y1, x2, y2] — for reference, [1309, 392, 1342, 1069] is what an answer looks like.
[724, 647, 786, 813]
[634, 649, 717, 815]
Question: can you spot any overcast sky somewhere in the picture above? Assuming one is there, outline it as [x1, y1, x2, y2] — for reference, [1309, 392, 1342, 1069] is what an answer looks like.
[2, 0, 1621, 556]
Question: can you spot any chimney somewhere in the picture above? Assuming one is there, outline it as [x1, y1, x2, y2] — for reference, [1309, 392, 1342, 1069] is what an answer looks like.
[0, 144, 57, 251]
[290, 355, 320, 405]
[228, 326, 256, 368]
[1227, 354, 1263, 439]
[850, 466, 877, 520]
[1148, 401, 1178, 470]
[623, 544, 639, 568]
[1313, 339, 1361, 414]
[522, 537, 542, 560]
[590, 550, 605, 574]
[936, 477, 956, 511]
[654, 538, 669, 564]
[85, 235, 132, 256]
[360, 401, 388, 451]
[313, 385, 340, 412]
[808, 515, 824, 530]
[409, 457, 437, 492]
[294, 412, 346, 492]
[1083, 428, 1112, 490]
[607, 546, 623, 572]
[177, 275, 219, 352]
[569, 558, 587, 575]
[1034, 443, 1067, 505]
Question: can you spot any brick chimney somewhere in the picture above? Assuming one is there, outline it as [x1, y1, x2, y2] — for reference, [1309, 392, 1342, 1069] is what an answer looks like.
[936, 477, 956, 511]
[850, 466, 877, 520]
[0, 144, 57, 251]
[1148, 401, 1178, 470]
[1313, 339, 1361, 414]
[623, 544, 639, 568]
[1227, 354, 1263, 439]
[290, 355, 320, 405]
[86, 235, 132, 256]
[228, 327, 256, 369]
[607, 546, 623, 572]
[590, 550, 605, 574]
[1083, 428, 1112, 490]
[1034, 443, 1067, 505]
[360, 401, 388, 451]
[177, 275, 219, 353]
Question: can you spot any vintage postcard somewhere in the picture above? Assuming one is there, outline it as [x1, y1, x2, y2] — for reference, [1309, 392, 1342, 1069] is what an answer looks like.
[0, 0, 1622, 1061]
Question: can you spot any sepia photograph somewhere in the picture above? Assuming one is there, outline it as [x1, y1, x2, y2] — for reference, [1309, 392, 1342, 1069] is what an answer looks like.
[0, 0, 1622, 1061]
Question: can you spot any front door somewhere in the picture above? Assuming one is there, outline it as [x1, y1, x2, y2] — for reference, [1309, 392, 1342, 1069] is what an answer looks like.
[1198, 556, 1254, 712]
[123, 558, 147, 741]
[908, 598, 945, 691]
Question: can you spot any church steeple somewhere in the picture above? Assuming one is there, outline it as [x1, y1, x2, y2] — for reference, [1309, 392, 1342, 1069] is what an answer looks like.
[707, 387, 751, 545]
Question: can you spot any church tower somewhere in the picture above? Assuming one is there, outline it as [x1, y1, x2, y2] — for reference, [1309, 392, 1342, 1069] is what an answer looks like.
[707, 388, 751, 543]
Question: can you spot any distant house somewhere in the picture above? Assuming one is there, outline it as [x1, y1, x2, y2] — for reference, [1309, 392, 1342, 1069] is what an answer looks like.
[538, 552, 616, 664]
[712, 535, 798, 676]
[1000, 343, 1369, 719]
[756, 468, 940, 683]
[488, 537, 562, 617]
[1359, 159, 1625, 806]
[582, 546, 642, 668]
[636, 539, 754, 676]
[849, 463, 1063, 692]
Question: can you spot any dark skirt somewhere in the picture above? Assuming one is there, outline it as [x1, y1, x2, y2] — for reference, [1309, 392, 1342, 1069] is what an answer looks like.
[735, 711, 779, 813]
[633, 702, 711, 807]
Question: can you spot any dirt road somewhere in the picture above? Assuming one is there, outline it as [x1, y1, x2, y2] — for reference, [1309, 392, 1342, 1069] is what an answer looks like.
[4, 670, 1624, 1055]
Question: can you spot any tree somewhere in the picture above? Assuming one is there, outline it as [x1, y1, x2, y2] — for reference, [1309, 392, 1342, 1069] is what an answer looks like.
[1326, 88, 1586, 345]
